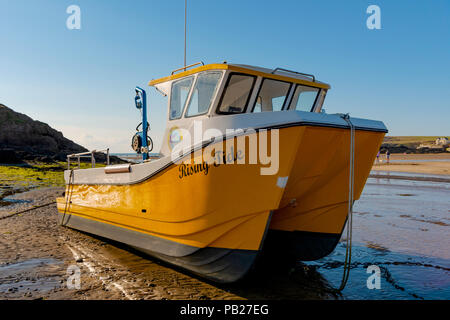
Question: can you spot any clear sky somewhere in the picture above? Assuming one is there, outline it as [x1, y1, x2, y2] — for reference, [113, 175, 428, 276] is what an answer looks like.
[0, 0, 449, 152]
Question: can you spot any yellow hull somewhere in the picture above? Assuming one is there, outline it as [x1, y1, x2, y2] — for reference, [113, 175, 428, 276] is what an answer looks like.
[266, 127, 384, 260]
[57, 125, 384, 281]
[273, 127, 384, 233]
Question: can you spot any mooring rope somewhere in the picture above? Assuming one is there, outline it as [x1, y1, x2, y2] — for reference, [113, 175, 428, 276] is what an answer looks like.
[61, 169, 75, 226]
[0, 201, 56, 221]
[336, 113, 355, 291]
[0, 170, 75, 222]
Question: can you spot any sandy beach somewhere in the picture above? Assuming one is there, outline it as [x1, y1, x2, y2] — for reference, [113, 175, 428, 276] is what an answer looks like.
[372, 153, 450, 176]
[1, 153, 449, 300]
[1, 177, 448, 300]
[0, 188, 336, 300]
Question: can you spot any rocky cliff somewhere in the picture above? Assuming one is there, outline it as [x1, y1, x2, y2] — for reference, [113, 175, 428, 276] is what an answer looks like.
[0, 104, 88, 162]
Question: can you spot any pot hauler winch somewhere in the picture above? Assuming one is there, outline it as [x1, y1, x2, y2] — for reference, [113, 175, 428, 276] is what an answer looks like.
[131, 87, 153, 160]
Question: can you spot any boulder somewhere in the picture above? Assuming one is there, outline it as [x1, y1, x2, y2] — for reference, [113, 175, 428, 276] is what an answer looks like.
[380, 143, 413, 154]
[0, 149, 21, 164]
[0, 104, 87, 162]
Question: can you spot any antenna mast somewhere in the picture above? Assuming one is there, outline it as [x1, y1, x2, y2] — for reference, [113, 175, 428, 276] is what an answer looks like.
[184, 0, 187, 70]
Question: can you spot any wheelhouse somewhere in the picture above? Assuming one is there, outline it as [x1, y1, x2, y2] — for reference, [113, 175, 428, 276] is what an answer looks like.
[149, 62, 331, 121]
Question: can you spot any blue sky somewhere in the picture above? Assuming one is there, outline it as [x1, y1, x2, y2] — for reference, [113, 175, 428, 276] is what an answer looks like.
[0, 0, 449, 152]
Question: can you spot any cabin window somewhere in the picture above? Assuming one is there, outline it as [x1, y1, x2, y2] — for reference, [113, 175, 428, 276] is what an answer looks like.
[290, 85, 319, 112]
[217, 73, 256, 114]
[170, 76, 194, 120]
[185, 72, 222, 117]
[252, 79, 291, 113]
[315, 89, 327, 112]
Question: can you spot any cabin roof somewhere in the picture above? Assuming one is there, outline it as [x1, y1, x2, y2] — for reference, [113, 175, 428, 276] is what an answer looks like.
[148, 63, 331, 89]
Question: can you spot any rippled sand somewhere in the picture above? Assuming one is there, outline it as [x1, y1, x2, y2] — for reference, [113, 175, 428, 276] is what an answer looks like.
[0, 188, 334, 300]
[0, 173, 448, 300]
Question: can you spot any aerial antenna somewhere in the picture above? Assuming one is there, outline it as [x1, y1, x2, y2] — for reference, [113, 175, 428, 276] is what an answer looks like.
[184, 0, 187, 70]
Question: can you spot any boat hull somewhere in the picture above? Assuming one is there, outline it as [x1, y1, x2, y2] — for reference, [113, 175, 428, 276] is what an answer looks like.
[57, 126, 301, 282]
[56, 123, 385, 281]
[263, 229, 341, 262]
[59, 212, 263, 283]
[269, 127, 385, 260]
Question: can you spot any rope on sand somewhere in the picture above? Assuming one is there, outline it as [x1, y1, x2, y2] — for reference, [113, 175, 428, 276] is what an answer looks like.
[336, 113, 355, 292]
[0, 201, 56, 221]
[61, 169, 75, 226]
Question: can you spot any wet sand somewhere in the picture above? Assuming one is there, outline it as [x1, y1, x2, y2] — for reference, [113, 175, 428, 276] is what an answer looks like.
[372, 153, 450, 175]
[0, 188, 335, 300]
[383, 153, 450, 161]
[1, 161, 449, 300]
[303, 174, 450, 300]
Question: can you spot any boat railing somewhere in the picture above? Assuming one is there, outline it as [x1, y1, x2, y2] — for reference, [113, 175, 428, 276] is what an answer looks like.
[271, 67, 316, 82]
[171, 61, 204, 75]
[67, 148, 110, 170]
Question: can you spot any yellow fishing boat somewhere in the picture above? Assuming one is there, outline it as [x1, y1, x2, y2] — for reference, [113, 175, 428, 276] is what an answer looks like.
[57, 62, 387, 282]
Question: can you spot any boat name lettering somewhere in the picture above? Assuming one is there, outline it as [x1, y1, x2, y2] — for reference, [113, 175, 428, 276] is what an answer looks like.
[178, 147, 244, 179]
[179, 162, 210, 179]
[213, 147, 244, 166]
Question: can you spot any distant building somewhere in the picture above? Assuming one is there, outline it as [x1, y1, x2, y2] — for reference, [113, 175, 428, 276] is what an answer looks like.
[435, 137, 449, 146]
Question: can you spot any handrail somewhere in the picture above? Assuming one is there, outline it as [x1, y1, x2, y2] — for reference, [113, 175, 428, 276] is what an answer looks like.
[67, 148, 110, 170]
[171, 61, 204, 75]
[271, 67, 315, 82]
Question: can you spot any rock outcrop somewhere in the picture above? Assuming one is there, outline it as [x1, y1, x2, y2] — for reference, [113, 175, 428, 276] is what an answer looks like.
[0, 104, 87, 162]
[380, 143, 447, 154]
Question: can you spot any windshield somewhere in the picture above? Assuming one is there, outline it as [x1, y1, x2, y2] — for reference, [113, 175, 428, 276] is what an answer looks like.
[170, 76, 194, 120]
[185, 72, 222, 117]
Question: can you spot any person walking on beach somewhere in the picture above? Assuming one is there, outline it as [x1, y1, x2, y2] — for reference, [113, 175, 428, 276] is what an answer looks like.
[376, 151, 380, 163]
[386, 150, 390, 164]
